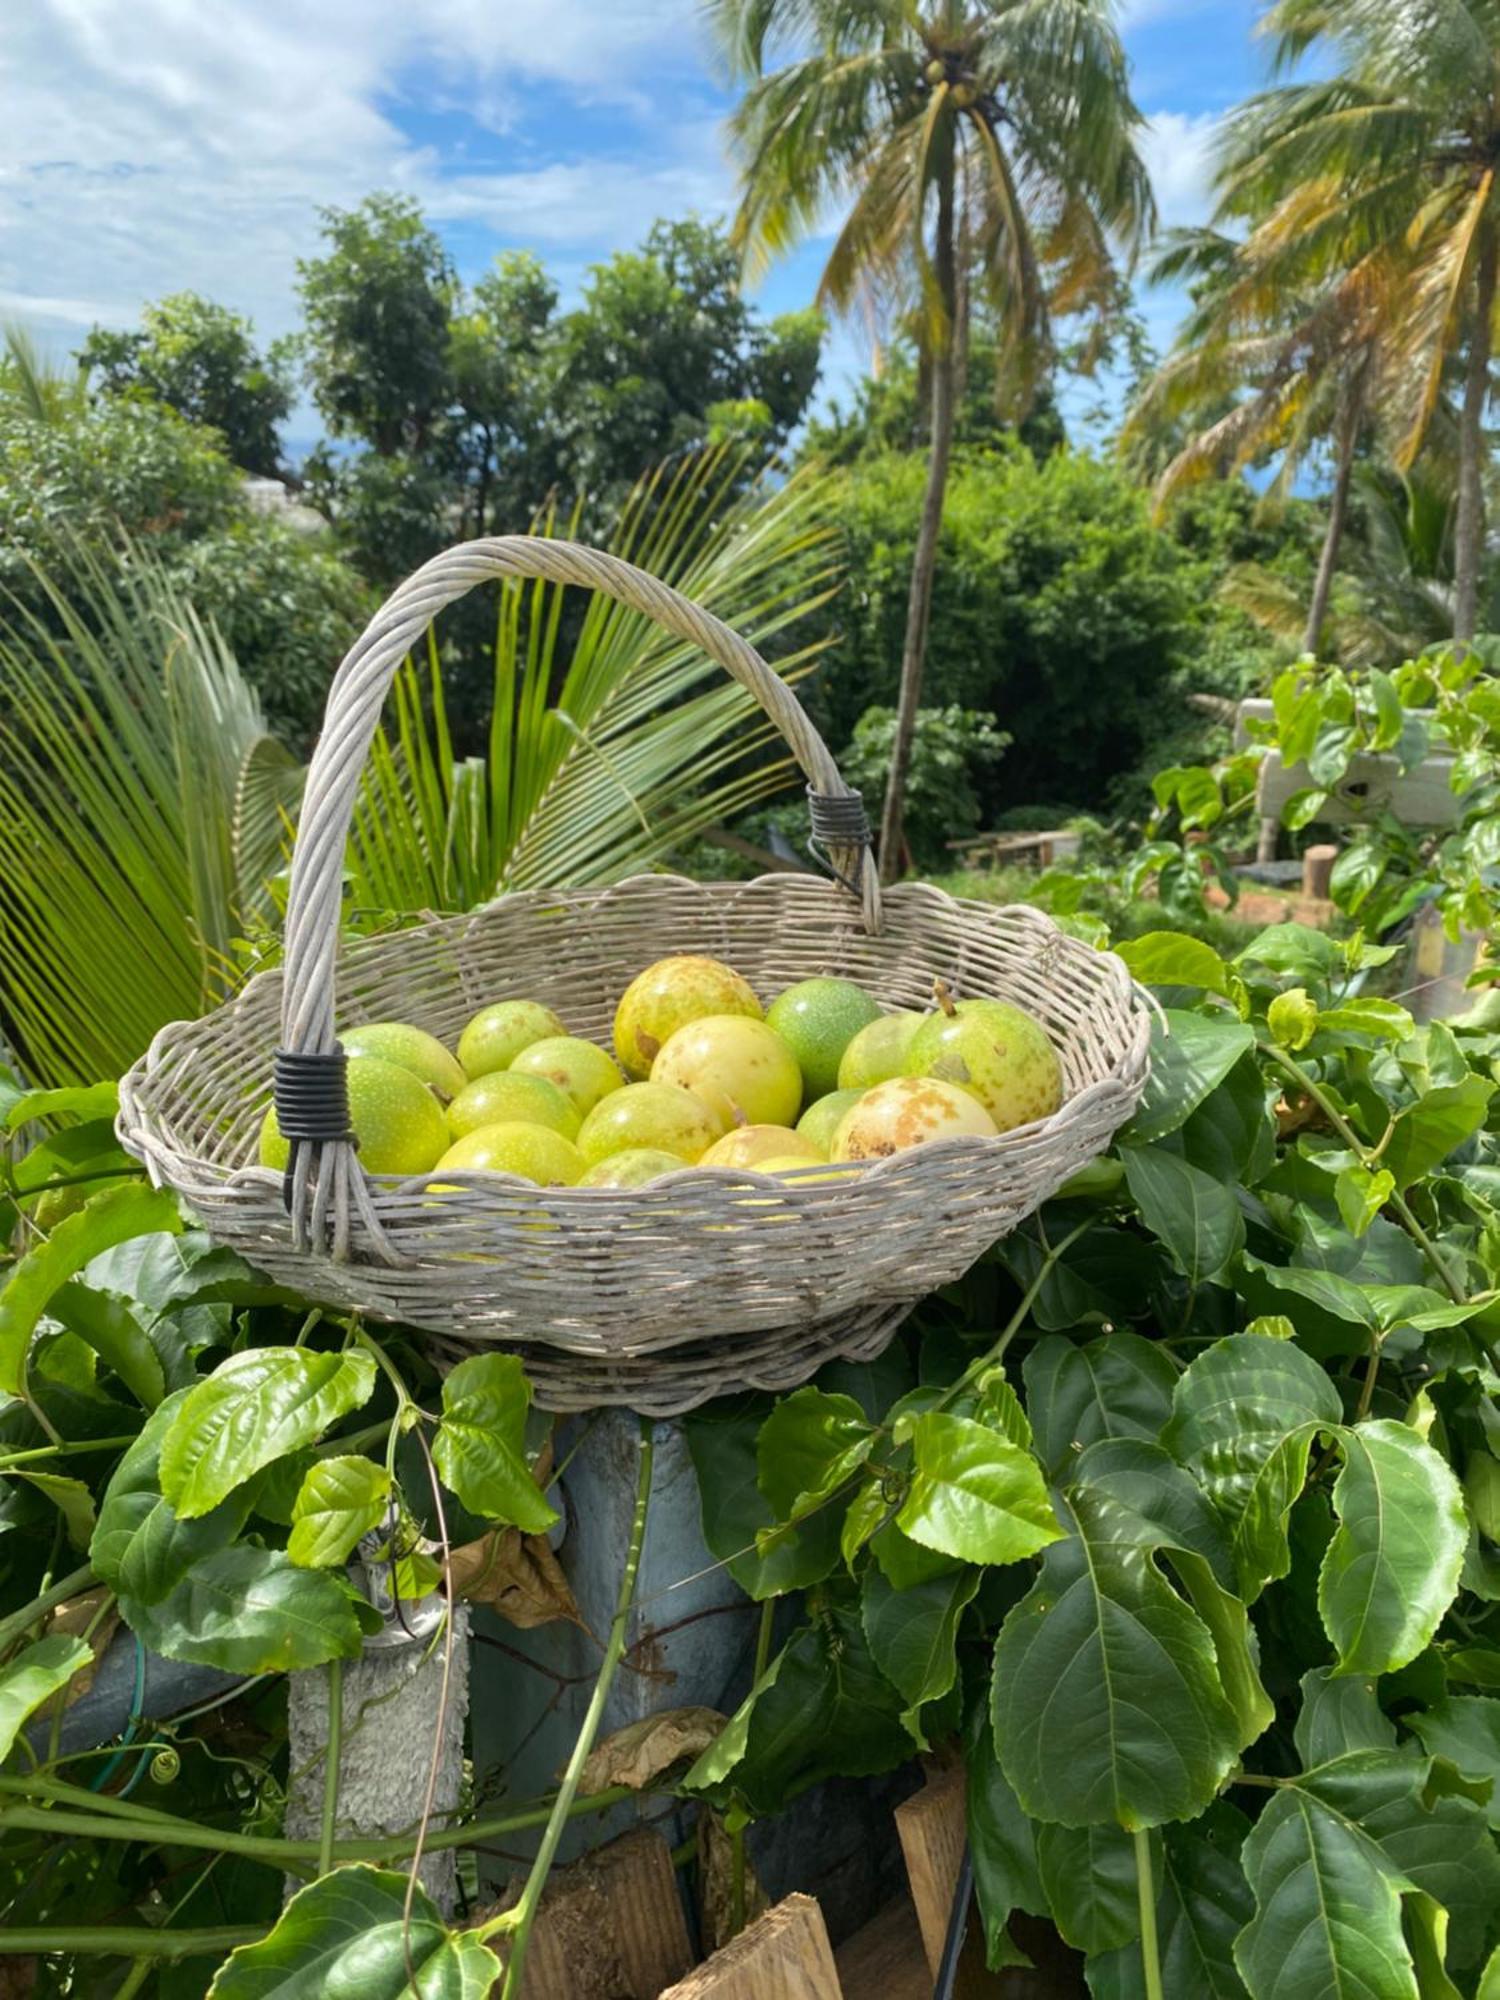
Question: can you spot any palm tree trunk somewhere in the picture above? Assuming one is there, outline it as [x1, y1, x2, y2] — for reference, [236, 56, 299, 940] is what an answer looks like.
[878, 183, 957, 883]
[1454, 223, 1497, 645]
[1303, 374, 1364, 657]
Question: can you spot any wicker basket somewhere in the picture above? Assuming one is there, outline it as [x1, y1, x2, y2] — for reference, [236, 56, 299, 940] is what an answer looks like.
[119, 539, 1152, 1413]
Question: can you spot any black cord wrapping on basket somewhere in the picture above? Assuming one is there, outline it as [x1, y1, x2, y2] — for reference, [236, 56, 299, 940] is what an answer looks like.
[806, 785, 872, 896]
[272, 1048, 354, 1213]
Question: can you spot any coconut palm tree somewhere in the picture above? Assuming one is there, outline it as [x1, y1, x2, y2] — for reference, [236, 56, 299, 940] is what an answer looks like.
[1216, 0, 1500, 645]
[711, 0, 1153, 878]
[1126, 220, 1399, 657]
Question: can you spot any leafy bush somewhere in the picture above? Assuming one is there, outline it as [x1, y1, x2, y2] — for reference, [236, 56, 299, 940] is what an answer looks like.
[840, 703, 1010, 868]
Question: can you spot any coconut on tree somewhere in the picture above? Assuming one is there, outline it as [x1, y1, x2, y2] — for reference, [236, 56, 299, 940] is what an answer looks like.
[710, 0, 1153, 878]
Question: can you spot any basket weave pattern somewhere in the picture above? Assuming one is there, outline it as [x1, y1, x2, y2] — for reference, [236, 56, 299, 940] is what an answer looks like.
[118, 541, 1152, 1414]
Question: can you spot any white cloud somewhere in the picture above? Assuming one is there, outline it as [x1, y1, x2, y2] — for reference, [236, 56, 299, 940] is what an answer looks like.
[0, 0, 729, 351]
[1139, 108, 1223, 233]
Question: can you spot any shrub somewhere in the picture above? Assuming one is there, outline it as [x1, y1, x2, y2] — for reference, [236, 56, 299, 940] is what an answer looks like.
[840, 703, 1010, 868]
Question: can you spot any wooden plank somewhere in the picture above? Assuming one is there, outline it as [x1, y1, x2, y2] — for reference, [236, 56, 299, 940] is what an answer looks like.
[498, 1826, 693, 1999]
[834, 1893, 930, 2000]
[659, 1893, 842, 2000]
[896, 1765, 969, 1978]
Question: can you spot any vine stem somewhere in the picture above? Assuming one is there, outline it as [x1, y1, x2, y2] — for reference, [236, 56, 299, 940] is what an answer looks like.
[0, 1563, 94, 1655]
[319, 1659, 343, 1876]
[1134, 1830, 1164, 2000]
[0, 1927, 257, 1960]
[484, 1417, 654, 1992]
[729, 1598, 777, 1939]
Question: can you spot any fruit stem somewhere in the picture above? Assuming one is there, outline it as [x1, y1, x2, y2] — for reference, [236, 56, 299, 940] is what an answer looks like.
[932, 977, 958, 1017]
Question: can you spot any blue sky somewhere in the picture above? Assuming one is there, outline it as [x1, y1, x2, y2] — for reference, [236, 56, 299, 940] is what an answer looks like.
[3, 0, 1270, 449]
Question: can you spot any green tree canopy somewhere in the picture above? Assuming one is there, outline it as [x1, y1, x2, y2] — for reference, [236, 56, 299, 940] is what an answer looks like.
[79, 294, 293, 477]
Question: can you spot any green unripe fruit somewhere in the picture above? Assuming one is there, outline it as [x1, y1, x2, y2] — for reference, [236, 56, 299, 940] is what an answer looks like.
[838, 1011, 923, 1091]
[767, 978, 881, 1099]
[510, 1036, 624, 1122]
[577, 1082, 724, 1166]
[577, 1148, 685, 1188]
[448, 1071, 580, 1142]
[258, 1054, 449, 1177]
[434, 1121, 584, 1187]
[905, 985, 1062, 1134]
[796, 1088, 865, 1158]
[339, 1021, 465, 1100]
[457, 1000, 566, 1079]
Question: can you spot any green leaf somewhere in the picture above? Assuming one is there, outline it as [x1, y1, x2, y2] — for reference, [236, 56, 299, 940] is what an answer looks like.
[1383, 1076, 1494, 1189]
[1317, 998, 1415, 1042]
[683, 1602, 908, 1815]
[861, 1563, 979, 1747]
[1087, 1805, 1253, 2000]
[48, 1280, 164, 1407]
[1294, 1667, 1396, 1768]
[897, 1413, 1061, 1566]
[206, 1864, 500, 1999]
[1036, 1821, 1140, 1954]
[1114, 934, 1243, 1007]
[685, 1402, 839, 1600]
[1024, 1332, 1178, 1481]
[1234, 1780, 1417, 1999]
[432, 1353, 555, 1533]
[5, 1082, 121, 1131]
[756, 1388, 873, 1524]
[1069, 1438, 1232, 1580]
[991, 1486, 1240, 1829]
[160, 1348, 377, 1520]
[0, 1635, 92, 1761]
[1165, 1333, 1342, 1600]
[1122, 1145, 1245, 1284]
[1294, 1750, 1500, 1973]
[1369, 669, 1404, 751]
[14, 1470, 95, 1548]
[0, 1184, 180, 1394]
[1267, 987, 1319, 1051]
[91, 1389, 257, 1604]
[1335, 1164, 1394, 1239]
[288, 1457, 392, 1569]
[122, 1544, 365, 1674]
[1177, 1057, 1276, 1186]
[1409, 1699, 1500, 1826]
[1125, 1012, 1256, 1144]
[1320, 1420, 1467, 1674]
[963, 1702, 1044, 1971]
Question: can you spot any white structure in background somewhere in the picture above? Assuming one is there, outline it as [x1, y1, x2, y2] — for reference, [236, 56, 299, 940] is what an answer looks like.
[241, 476, 328, 538]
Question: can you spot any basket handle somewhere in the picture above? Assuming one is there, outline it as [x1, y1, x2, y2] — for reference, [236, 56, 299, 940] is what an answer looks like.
[275, 537, 879, 1257]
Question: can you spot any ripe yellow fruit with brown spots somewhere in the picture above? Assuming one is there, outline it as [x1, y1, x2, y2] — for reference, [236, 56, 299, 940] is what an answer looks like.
[906, 993, 1062, 1133]
[613, 956, 761, 1079]
[699, 1124, 823, 1169]
[831, 1076, 996, 1162]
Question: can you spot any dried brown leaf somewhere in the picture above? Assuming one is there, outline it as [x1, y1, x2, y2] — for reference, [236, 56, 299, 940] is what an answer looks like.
[577, 1706, 728, 1796]
[697, 1806, 769, 1954]
[448, 1526, 581, 1629]
[45, 1586, 119, 1705]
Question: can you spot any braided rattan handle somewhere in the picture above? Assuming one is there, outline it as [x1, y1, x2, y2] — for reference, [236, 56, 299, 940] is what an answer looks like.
[275, 538, 880, 1257]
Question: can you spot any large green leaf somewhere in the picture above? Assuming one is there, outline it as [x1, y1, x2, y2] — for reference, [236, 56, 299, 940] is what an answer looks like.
[896, 1412, 1061, 1565]
[14, 1470, 95, 1549]
[964, 1702, 1045, 1971]
[1122, 1144, 1245, 1283]
[160, 1348, 377, 1520]
[207, 1864, 500, 1999]
[0, 1184, 180, 1393]
[48, 1279, 164, 1408]
[1164, 1333, 1342, 1600]
[91, 1388, 257, 1604]
[991, 1486, 1240, 1828]
[1294, 1666, 1396, 1768]
[288, 1457, 393, 1569]
[1409, 1700, 1500, 1827]
[684, 1401, 840, 1599]
[122, 1544, 365, 1674]
[1382, 1076, 1494, 1189]
[1234, 1782, 1416, 1999]
[684, 1602, 908, 1816]
[1088, 1805, 1253, 1999]
[1036, 1821, 1141, 1955]
[1114, 932, 1244, 1005]
[860, 1562, 979, 1747]
[1319, 1420, 1467, 1674]
[431, 1353, 556, 1533]
[0, 1635, 93, 1761]
[1125, 1011, 1256, 1143]
[1023, 1332, 1178, 1480]
[755, 1387, 873, 1523]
